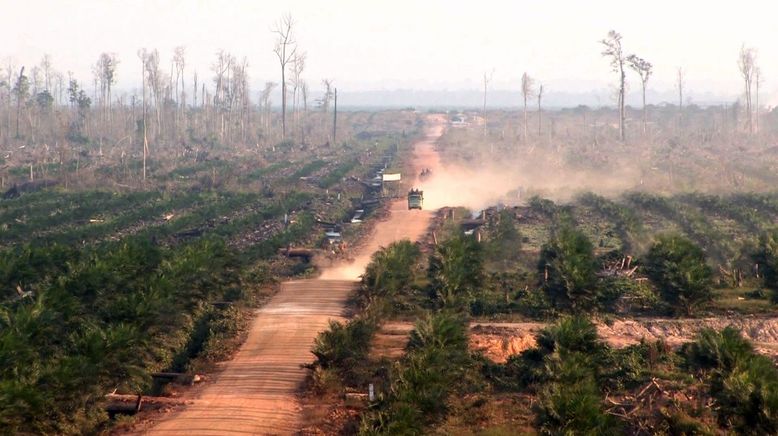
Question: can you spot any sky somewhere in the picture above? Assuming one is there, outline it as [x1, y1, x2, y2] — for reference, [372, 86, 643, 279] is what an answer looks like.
[1, 0, 776, 104]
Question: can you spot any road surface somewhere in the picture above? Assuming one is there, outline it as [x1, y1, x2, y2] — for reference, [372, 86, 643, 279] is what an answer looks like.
[139, 116, 444, 435]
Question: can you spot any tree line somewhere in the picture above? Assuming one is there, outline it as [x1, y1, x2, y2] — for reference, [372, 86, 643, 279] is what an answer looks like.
[0, 14, 340, 185]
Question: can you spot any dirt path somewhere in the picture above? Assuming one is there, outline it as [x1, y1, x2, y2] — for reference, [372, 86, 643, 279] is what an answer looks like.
[138, 116, 445, 435]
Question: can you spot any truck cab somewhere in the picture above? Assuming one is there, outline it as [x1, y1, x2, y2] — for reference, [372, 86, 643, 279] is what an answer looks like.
[407, 189, 423, 210]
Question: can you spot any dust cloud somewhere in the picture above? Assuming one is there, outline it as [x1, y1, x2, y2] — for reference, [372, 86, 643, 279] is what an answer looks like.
[417, 156, 642, 211]
[318, 256, 368, 281]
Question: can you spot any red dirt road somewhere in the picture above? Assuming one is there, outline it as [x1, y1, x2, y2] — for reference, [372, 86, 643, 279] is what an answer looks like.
[138, 116, 444, 435]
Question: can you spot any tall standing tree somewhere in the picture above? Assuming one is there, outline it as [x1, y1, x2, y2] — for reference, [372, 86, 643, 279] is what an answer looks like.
[12, 67, 29, 139]
[320, 79, 333, 112]
[143, 49, 163, 140]
[537, 83, 544, 136]
[259, 81, 276, 140]
[737, 44, 756, 134]
[600, 30, 626, 142]
[272, 14, 297, 139]
[320, 79, 334, 142]
[299, 81, 309, 143]
[172, 46, 186, 128]
[95, 53, 118, 128]
[211, 50, 234, 141]
[521, 72, 533, 142]
[626, 54, 652, 134]
[40, 54, 52, 92]
[677, 67, 684, 115]
[755, 67, 762, 133]
[482, 69, 493, 136]
[290, 52, 306, 140]
[137, 49, 150, 181]
[332, 87, 338, 144]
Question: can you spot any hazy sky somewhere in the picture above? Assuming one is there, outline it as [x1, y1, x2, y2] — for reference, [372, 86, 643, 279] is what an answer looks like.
[2, 0, 776, 101]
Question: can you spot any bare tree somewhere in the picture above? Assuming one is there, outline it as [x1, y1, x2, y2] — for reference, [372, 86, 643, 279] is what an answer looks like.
[601, 30, 626, 141]
[12, 67, 29, 139]
[272, 13, 297, 139]
[173, 46, 186, 122]
[332, 87, 337, 144]
[137, 49, 150, 181]
[675, 67, 685, 130]
[626, 54, 652, 134]
[211, 50, 234, 140]
[259, 81, 277, 139]
[482, 69, 494, 136]
[676, 67, 684, 113]
[143, 49, 163, 139]
[755, 66, 763, 133]
[192, 71, 198, 108]
[300, 81, 308, 143]
[40, 54, 53, 92]
[290, 52, 306, 140]
[320, 79, 333, 112]
[95, 53, 118, 127]
[537, 83, 544, 136]
[520, 72, 533, 142]
[738, 44, 756, 134]
[231, 57, 250, 142]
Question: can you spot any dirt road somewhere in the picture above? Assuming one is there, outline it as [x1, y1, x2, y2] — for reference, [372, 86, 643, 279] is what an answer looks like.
[139, 116, 444, 435]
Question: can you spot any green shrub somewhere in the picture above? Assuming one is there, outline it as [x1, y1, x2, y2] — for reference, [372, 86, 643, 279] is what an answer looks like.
[645, 234, 713, 315]
[660, 410, 715, 436]
[753, 229, 778, 293]
[539, 226, 598, 311]
[363, 240, 421, 300]
[428, 234, 484, 308]
[684, 328, 778, 434]
[360, 312, 472, 434]
[683, 327, 754, 373]
[536, 315, 601, 356]
[597, 276, 660, 312]
[407, 311, 468, 353]
[535, 374, 618, 435]
[313, 317, 377, 367]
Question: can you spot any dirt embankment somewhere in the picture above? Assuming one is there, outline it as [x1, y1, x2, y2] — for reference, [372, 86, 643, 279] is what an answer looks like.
[470, 317, 778, 363]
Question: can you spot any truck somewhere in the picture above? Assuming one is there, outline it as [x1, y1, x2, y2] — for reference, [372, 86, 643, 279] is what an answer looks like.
[407, 189, 423, 210]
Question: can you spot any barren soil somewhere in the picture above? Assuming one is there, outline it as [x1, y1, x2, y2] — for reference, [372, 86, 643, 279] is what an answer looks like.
[470, 317, 778, 363]
[134, 116, 445, 435]
[359, 317, 778, 365]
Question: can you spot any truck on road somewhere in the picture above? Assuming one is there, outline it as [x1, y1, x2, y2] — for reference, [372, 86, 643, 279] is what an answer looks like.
[407, 189, 423, 210]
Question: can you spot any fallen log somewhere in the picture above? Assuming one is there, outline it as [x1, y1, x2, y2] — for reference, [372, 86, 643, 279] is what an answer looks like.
[106, 393, 186, 405]
[150, 372, 202, 385]
[279, 247, 317, 261]
[105, 394, 142, 418]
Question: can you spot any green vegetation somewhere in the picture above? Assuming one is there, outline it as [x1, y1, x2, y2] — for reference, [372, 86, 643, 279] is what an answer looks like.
[0, 111, 420, 434]
[645, 234, 714, 315]
[428, 234, 484, 308]
[0, 238, 247, 433]
[362, 240, 422, 302]
[754, 229, 778, 293]
[684, 328, 778, 434]
[539, 225, 598, 311]
[307, 191, 778, 435]
[359, 311, 472, 435]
